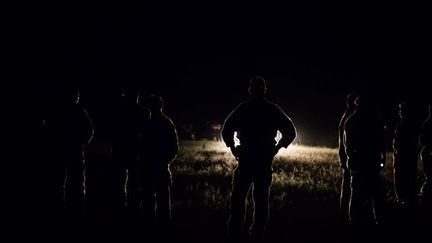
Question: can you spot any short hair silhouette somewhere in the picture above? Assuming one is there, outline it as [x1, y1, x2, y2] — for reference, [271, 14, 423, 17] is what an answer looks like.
[248, 76, 267, 97]
[147, 95, 164, 112]
[346, 92, 358, 107]
[120, 88, 140, 104]
[56, 87, 80, 104]
[354, 93, 375, 110]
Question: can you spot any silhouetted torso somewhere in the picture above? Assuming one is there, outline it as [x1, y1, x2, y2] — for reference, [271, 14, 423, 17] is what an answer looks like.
[41, 101, 93, 212]
[420, 117, 432, 150]
[222, 97, 296, 169]
[339, 108, 356, 169]
[420, 114, 432, 204]
[344, 104, 386, 224]
[338, 101, 357, 224]
[222, 93, 296, 240]
[393, 115, 423, 205]
[112, 100, 149, 165]
[110, 98, 149, 213]
[139, 105, 178, 233]
[344, 109, 385, 173]
[142, 112, 178, 172]
[394, 119, 422, 157]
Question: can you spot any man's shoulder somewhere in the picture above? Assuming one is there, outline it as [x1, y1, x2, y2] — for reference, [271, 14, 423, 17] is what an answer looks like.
[162, 114, 176, 128]
[136, 104, 150, 117]
[423, 118, 432, 130]
[262, 99, 289, 116]
[229, 100, 249, 113]
[344, 113, 358, 128]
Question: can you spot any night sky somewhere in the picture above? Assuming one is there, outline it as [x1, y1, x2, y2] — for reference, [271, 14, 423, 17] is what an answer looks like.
[20, 1, 430, 146]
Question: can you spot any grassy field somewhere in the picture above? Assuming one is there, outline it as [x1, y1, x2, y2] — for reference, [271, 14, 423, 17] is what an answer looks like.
[172, 140, 397, 209]
[167, 140, 406, 242]
[21, 140, 427, 242]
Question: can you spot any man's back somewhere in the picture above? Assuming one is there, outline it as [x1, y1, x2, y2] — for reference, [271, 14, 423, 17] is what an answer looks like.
[223, 76, 296, 240]
[344, 109, 385, 172]
[420, 117, 432, 148]
[45, 103, 93, 157]
[145, 112, 178, 162]
[112, 101, 148, 150]
[222, 97, 295, 148]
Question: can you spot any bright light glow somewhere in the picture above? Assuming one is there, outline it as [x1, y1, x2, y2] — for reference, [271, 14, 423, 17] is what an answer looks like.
[233, 130, 282, 146]
[275, 144, 337, 162]
[195, 140, 337, 159]
[275, 130, 282, 144]
[233, 132, 240, 147]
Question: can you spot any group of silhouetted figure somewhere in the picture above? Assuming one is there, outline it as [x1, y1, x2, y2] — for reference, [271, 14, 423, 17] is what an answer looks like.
[18, 76, 431, 242]
[25, 88, 178, 241]
[338, 92, 432, 227]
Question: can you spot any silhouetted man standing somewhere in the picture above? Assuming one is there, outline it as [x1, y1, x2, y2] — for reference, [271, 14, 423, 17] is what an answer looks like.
[111, 89, 149, 217]
[140, 95, 178, 231]
[338, 92, 358, 224]
[393, 100, 425, 208]
[42, 89, 93, 214]
[344, 94, 386, 224]
[222, 76, 296, 241]
[420, 104, 432, 205]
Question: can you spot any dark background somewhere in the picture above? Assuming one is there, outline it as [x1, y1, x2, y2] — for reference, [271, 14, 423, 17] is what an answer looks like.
[15, 0, 431, 146]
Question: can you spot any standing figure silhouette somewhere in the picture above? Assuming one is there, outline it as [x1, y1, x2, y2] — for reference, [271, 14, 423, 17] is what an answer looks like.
[139, 95, 178, 235]
[420, 104, 432, 206]
[343, 94, 386, 224]
[111, 89, 149, 218]
[222, 76, 296, 241]
[42, 88, 93, 216]
[338, 92, 358, 224]
[393, 100, 425, 209]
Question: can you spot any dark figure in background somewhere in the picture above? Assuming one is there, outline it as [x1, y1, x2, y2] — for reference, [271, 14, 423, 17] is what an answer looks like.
[393, 101, 425, 208]
[111, 89, 149, 217]
[343, 94, 386, 224]
[222, 76, 296, 241]
[139, 95, 178, 229]
[41, 89, 93, 214]
[420, 105, 432, 205]
[338, 92, 358, 224]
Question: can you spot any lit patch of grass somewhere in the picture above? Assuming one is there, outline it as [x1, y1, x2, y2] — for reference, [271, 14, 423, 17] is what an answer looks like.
[171, 140, 398, 210]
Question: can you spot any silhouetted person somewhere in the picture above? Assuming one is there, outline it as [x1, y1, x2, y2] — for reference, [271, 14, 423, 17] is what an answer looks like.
[393, 100, 425, 208]
[338, 92, 358, 224]
[139, 95, 178, 232]
[41, 89, 93, 216]
[222, 76, 296, 241]
[343, 94, 386, 224]
[420, 105, 432, 205]
[111, 89, 149, 218]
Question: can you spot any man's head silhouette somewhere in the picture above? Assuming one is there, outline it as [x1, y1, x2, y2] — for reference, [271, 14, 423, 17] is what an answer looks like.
[120, 88, 140, 104]
[354, 94, 376, 112]
[248, 76, 267, 98]
[428, 104, 431, 118]
[147, 95, 164, 113]
[57, 88, 80, 105]
[346, 92, 358, 110]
